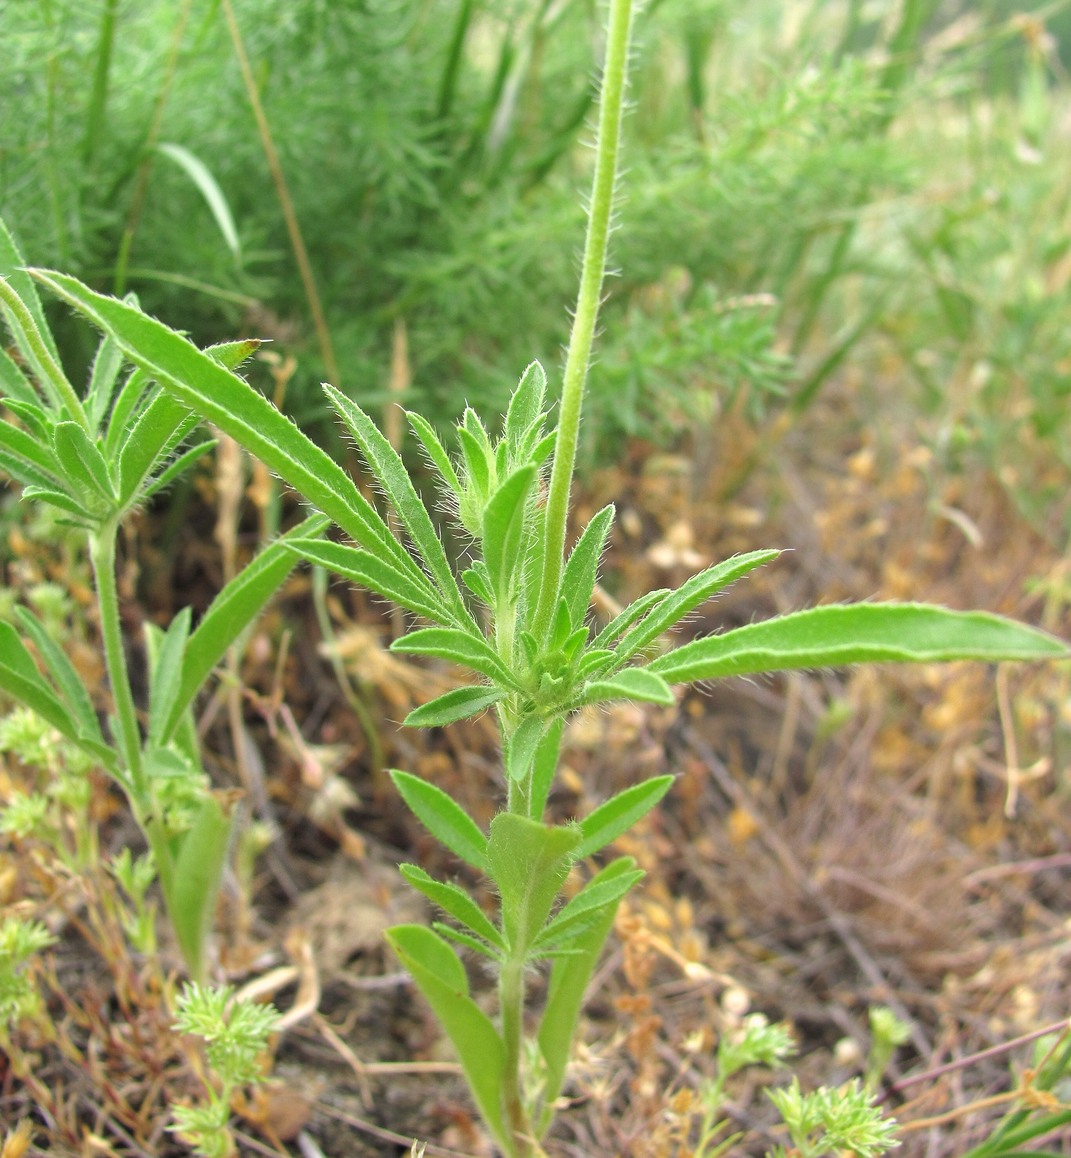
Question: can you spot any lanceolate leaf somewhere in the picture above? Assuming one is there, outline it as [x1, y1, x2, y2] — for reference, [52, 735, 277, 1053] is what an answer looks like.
[29, 271, 409, 570]
[0, 221, 62, 371]
[647, 602, 1070, 685]
[406, 410, 463, 495]
[0, 621, 83, 744]
[486, 814, 580, 953]
[0, 345, 38, 408]
[287, 538, 449, 625]
[391, 627, 517, 687]
[116, 391, 197, 508]
[386, 925, 508, 1150]
[582, 666, 674, 707]
[403, 685, 505, 728]
[483, 464, 536, 604]
[52, 421, 114, 500]
[146, 611, 192, 746]
[505, 361, 547, 450]
[532, 858, 644, 951]
[399, 864, 505, 951]
[162, 514, 330, 742]
[574, 774, 674, 861]
[324, 384, 467, 620]
[13, 608, 105, 747]
[612, 549, 780, 666]
[505, 714, 546, 783]
[165, 792, 234, 983]
[0, 422, 60, 490]
[391, 770, 488, 871]
[590, 587, 670, 650]
[537, 857, 639, 1129]
[561, 504, 615, 630]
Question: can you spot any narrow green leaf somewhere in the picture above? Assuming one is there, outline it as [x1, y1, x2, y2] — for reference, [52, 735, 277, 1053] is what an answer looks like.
[0, 220, 62, 371]
[165, 793, 234, 982]
[139, 438, 217, 501]
[483, 465, 536, 604]
[574, 774, 674, 860]
[391, 627, 517, 686]
[537, 857, 638, 1124]
[14, 607, 104, 746]
[582, 666, 675, 707]
[486, 814, 580, 953]
[505, 361, 547, 450]
[29, 272, 409, 569]
[613, 549, 780, 665]
[0, 343, 39, 407]
[104, 368, 152, 459]
[457, 425, 491, 510]
[533, 860, 644, 951]
[399, 864, 505, 950]
[287, 538, 449, 625]
[386, 925, 508, 1149]
[505, 714, 546, 783]
[157, 142, 242, 259]
[0, 276, 83, 423]
[0, 623, 104, 760]
[20, 486, 98, 522]
[647, 603, 1070, 685]
[590, 588, 670, 650]
[52, 421, 115, 500]
[390, 769, 488, 871]
[325, 384, 467, 619]
[146, 610, 191, 746]
[0, 421, 60, 490]
[85, 329, 126, 432]
[561, 504, 615, 630]
[406, 410, 463, 495]
[529, 717, 564, 820]
[461, 564, 494, 606]
[3, 399, 52, 441]
[163, 515, 330, 741]
[403, 684, 505, 728]
[116, 391, 197, 508]
[433, 922, 501, 961]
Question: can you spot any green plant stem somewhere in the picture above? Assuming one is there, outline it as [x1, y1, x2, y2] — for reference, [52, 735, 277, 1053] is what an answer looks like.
[499, 956, 530, 1158]
[88, 522, 146, 802]
[90, 522, 179, 919]
[531, 0, 633, 642]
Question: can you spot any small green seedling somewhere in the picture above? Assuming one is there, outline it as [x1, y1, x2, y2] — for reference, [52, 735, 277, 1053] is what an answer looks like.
[0, 221, 328, 980]
[16, 0, 1068, 1152]
[171, 982, 279, 1158]
[767, 1077, 901, 1158]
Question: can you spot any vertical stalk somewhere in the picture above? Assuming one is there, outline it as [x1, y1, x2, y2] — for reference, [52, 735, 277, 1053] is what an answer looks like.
[499, 956, 529, 1157]
[82, 0, 120, 169]
[531, 0, 634, 642]
[88, 522, 145, 800]
[90, 521, 178, 926]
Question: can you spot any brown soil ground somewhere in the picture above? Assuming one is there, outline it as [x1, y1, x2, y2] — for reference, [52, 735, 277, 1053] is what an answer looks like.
[2, 388, 1069, 1157]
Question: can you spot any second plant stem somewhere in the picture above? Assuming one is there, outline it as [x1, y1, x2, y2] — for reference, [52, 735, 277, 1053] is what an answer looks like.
[89, 522, 175, 908]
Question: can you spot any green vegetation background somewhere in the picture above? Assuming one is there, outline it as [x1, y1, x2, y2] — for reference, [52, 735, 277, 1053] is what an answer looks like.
[3, 0, 1071, 530]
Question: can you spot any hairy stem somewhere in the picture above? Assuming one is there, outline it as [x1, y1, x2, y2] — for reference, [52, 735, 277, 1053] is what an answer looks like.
[499, 956, 530, 1157]
[88, 523, 146, 801]
[531, 0, 634, 642]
